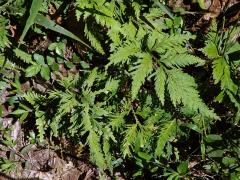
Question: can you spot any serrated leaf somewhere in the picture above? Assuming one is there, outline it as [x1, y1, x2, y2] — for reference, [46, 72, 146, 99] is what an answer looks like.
[88, 131, 106, 169]
[213, 58, 238, 92]
[162, 54, 205, 68]
[202, 41, 219, 59]
[155, 120, 176, 157]
[14, 49, 33, 64]
[155, 67, 166, 105]
[108, 43, 139, 67]
[167, 69, 218, 119]
[131, 53, 153, 100]
[213, 58, 224, 84]
[84, 23, 105, 54]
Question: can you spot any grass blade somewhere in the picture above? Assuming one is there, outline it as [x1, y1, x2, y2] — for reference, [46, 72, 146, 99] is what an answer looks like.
[19, 0, 43, 43]
[34, 14, 91, 49]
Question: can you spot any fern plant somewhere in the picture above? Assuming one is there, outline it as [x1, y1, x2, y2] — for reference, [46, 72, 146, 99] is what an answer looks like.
[202, 21, 240, 123]
[16, 1, 220, 176]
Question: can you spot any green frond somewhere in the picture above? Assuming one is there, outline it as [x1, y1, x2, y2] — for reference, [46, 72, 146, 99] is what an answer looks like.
[0, 16, 11, 49]
[69, 113, 80, 137]
[154, 67, 166, 105]
[93, 7, 121, 30]
[107, 43, 140, 67]
[56, 73, 81, 89]
[121, 21, 137, 39]
[50, 115, 61, 137]
[83, 68, 98, 89]
[155, 119, 177, 157]
[109, 112, 126, 131]
[167, 69, 218, 119]
[131, 53, 153, 100]
[103, 126, 116, 170]
[49, 92, 78, 136]
[0, 54, 17, 70]
[102, 78, 119, 94]
[122, 124, 138, 157]
[58, 92, 78, 113]
[88, 131, 106, 169]
[108, 29, 121, 50]
[35, 110, 47, 142]
[14, 48, 33, 64]
[23, 91, 46, 106]
[212, 57, 224, 84]
[213, 58, 238, 93]
[162, 54, 205, 68]
[147, 30, 160, 50]
[48, 90, 62, 99]
[201, 41, 219, 59]
[145, 108, 172, 126]
[84, 23, 105, 54]
[226, 91, 240, 111]
[153, 34, 194, 54]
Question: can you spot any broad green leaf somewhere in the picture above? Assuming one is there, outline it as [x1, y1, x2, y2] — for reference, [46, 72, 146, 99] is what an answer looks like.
[226, 43, 240, 55]
[177, 161, 189, 175]
[34, 53, 45, 65]
[208, 149, 224, 158]
[10, 109, 28, 115]
[205, 134, 223, 143]
[19, 0, 43, 43]
[34, 14, 91, 49]
[186, 124, 202, 133]
[137, 151, 152, 161]
[40, 65, 50, 80]
[202, 42, 219, 59]
[46, 56, 55, 65]
[20, 144, 33, 156]
[198, 0, 207, 9]
[222, 157, 237, 166]
[50, 63, 59, 71]
[25, 65, 41, 77]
